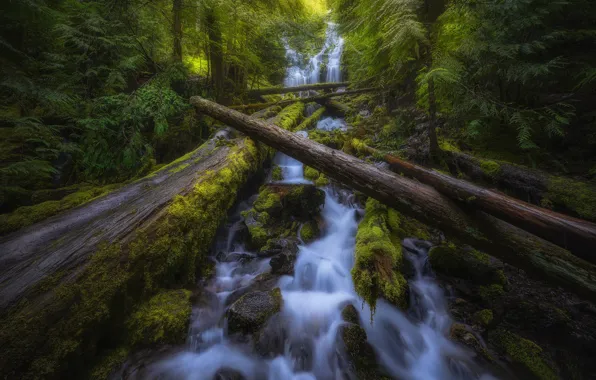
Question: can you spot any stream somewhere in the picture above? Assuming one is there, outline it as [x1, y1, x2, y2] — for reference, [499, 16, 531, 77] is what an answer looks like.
[141, 23, 493, 380]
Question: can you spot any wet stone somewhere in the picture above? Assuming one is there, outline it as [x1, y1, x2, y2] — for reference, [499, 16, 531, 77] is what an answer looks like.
[226, 288, 283, 335]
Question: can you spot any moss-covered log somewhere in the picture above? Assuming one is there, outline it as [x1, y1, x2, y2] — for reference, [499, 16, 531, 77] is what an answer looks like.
[296, 106, 326, 130]
[191, 96, 596, 302]
[231, 88, 379, 112]
[348, 140, 596, 264]
[247, 82, 349, 96]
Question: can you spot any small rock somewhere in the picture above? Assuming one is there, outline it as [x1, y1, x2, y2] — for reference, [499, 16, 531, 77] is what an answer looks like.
[227, 288, 283, 334]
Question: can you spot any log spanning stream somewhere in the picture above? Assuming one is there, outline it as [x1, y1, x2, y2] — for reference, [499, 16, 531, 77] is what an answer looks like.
[135, 23, 492, 380]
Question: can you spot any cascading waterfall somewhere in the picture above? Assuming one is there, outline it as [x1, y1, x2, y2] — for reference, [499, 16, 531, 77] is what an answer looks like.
[145, 22, 491, 380]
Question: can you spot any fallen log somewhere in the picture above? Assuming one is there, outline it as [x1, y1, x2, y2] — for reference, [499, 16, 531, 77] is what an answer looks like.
[232, 87, 379, 111]
[0, 104, 299, 378]
[248, 81, 349, 96]
[191, 96, 596, 302]
[443, 149, 596, 223]
[349, 141, 596, 263]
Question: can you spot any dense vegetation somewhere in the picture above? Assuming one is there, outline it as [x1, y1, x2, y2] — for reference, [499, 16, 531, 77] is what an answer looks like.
[333, 0, 596, 171]
[0, 0, 326, 213]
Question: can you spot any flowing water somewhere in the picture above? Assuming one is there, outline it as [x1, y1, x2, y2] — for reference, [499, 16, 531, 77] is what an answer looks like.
[145, 22, 491, 380]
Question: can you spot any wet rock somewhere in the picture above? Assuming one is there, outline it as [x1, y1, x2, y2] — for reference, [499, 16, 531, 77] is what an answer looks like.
[227, 288, 283, 334]
[337, 324, 384, 380]
[450, 323, 493, 362]
[258, 238, 298, 258]
[269, 249, 296, 275]
[341, 304, 360, 325]
[214, 368, 245, 380]
[254, 313, 288, 358]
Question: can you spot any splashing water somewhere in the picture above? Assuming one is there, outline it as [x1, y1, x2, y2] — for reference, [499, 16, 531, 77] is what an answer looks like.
[144, 22, 492, 380]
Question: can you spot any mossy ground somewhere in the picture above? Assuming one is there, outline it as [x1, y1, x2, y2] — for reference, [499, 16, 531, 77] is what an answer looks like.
[304, 166, 329, 187]
[0, 138, 265, 379]
[542, 176, 596, 222]
[352, 198, 408, 313]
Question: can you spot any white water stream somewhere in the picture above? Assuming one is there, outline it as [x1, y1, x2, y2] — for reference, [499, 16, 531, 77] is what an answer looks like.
[144, 22, 492, 380]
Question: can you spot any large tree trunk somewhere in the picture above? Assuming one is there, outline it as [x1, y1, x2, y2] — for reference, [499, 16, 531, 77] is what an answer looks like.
[191, 96, 596, 301]
[205, 8, 224, 101]
[0, 105, 294, 379]
[231, 87, 378, 112]
[350, 142, 596, 263]
[248, 82, 349, 96]
[172, 0, 183, 61]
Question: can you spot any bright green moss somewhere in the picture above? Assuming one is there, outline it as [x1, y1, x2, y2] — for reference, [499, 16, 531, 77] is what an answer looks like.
[271, 165, 283, 181]
[439, 138, 461, 152]
[304, 166, 320, 181]
[490, 329, 557, 380]
[300, 221, 319, 243]
[473, 309, 494, 327]
[126, 289, 192, 346]
[542, 176, 596, 221]
[352, 198, 408, 313]
[0, 138, 265, 379]
[254, 191, 282, 213]
[276, 102, 306, 131]
[0, 183, 119, 235]
[480, 159, 501, 178]
[296, 107, 326, 130]
[350, 138, 369, 154]
[314, 174, 329, 187]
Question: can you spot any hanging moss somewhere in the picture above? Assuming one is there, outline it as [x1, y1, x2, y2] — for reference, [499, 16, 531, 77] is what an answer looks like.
[352, 198, 408, 313]
[0, 138, 265, 379]
[489, 329, 558, 380]
[0, 183, 120, 236]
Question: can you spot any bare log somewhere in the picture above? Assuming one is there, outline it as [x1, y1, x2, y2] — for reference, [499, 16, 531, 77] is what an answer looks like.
[248, 82, 349, 96]
[232, 88, 378, 111]
[350, 142, 596, 263]
[191, 96, 596, 301]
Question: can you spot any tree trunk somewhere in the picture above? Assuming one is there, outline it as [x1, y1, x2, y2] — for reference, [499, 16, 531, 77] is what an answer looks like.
[231, 87, 378, 112]
[248, 82, 349, 96]
[427, 74, 440, 157]
[351, 142, 596, 263]
[172, 0, 183, 62]
[191, 96, 596, 301]
[205, 8, 223, 101]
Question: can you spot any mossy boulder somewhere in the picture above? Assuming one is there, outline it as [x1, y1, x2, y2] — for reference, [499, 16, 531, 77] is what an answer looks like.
[428, 243, 506, 286]
[489, 329, 558, 380]
[126, 289, 192, 346]
[299, 220, 320, 243]
[341, 304, 360, 325]
[450, 323, 494, 362]
[352, 198, 408, 312]
[338, 324, 385, 380]
[227, 288, 283, 335]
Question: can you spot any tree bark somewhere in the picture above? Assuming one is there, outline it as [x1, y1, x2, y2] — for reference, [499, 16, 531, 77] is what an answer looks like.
[248, 82, 349, 96]
[172, 0, 183, 62]
[191, 96, 596, 301]
[231, 87, 378, 112]
[205, 8, 223, 101]
[352, 143, 596, 263]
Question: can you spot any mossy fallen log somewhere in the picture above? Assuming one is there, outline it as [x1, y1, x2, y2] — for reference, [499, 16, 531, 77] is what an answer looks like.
[0, 101, 303, 378]
[296, 106, 326, 130]
[349, 139, 596, 264]
[247, 82, 349, 96]
[190, 96, 596, 303]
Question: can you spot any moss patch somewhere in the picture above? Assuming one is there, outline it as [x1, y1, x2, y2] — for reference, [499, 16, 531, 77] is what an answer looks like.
[296, 107, 326, 131]
[0, 138, 265, 379]
[0, 183, 119, 236]
[126, 289, 192, 346]
[271, 165, 283, 181]
[275, 102, 305, 131]
[473, 309, 494, 327]
[489, 329, 558, 380]
[352, 198, 408, 313]
[542, 176, 596, 222]
[304, 166, 330, 187]
[300, 221, 319, 243]
[480, 159, 501, 178]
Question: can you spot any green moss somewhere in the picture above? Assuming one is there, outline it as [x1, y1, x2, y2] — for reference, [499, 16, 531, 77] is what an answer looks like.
[0, 183, 119, 235]
[169, 163, 190, 173]
[304, 166, 320, 181]
[314, 174, 329, 187]
[473, 309, 494, 327]
[479, 284, 505, 302]
[275, 102, 305, 131]
[300, 221, 319, 243]
[271, 165, 283, 181]
[429, 244, 506, 286]
[489, 329, 557, 380]
[126, 289, 192, 346]
[352, 198, 408, 313]
[542, 176, 596, 221]
[254, 191, 282, 213]
[89, 347, 129, 380]
[296, 107, 326, 130]
[480, 159, 501, 178]
[387, 208, 430, 240]
[439, 138, 461, 152]
[0, 138, 265, 379]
